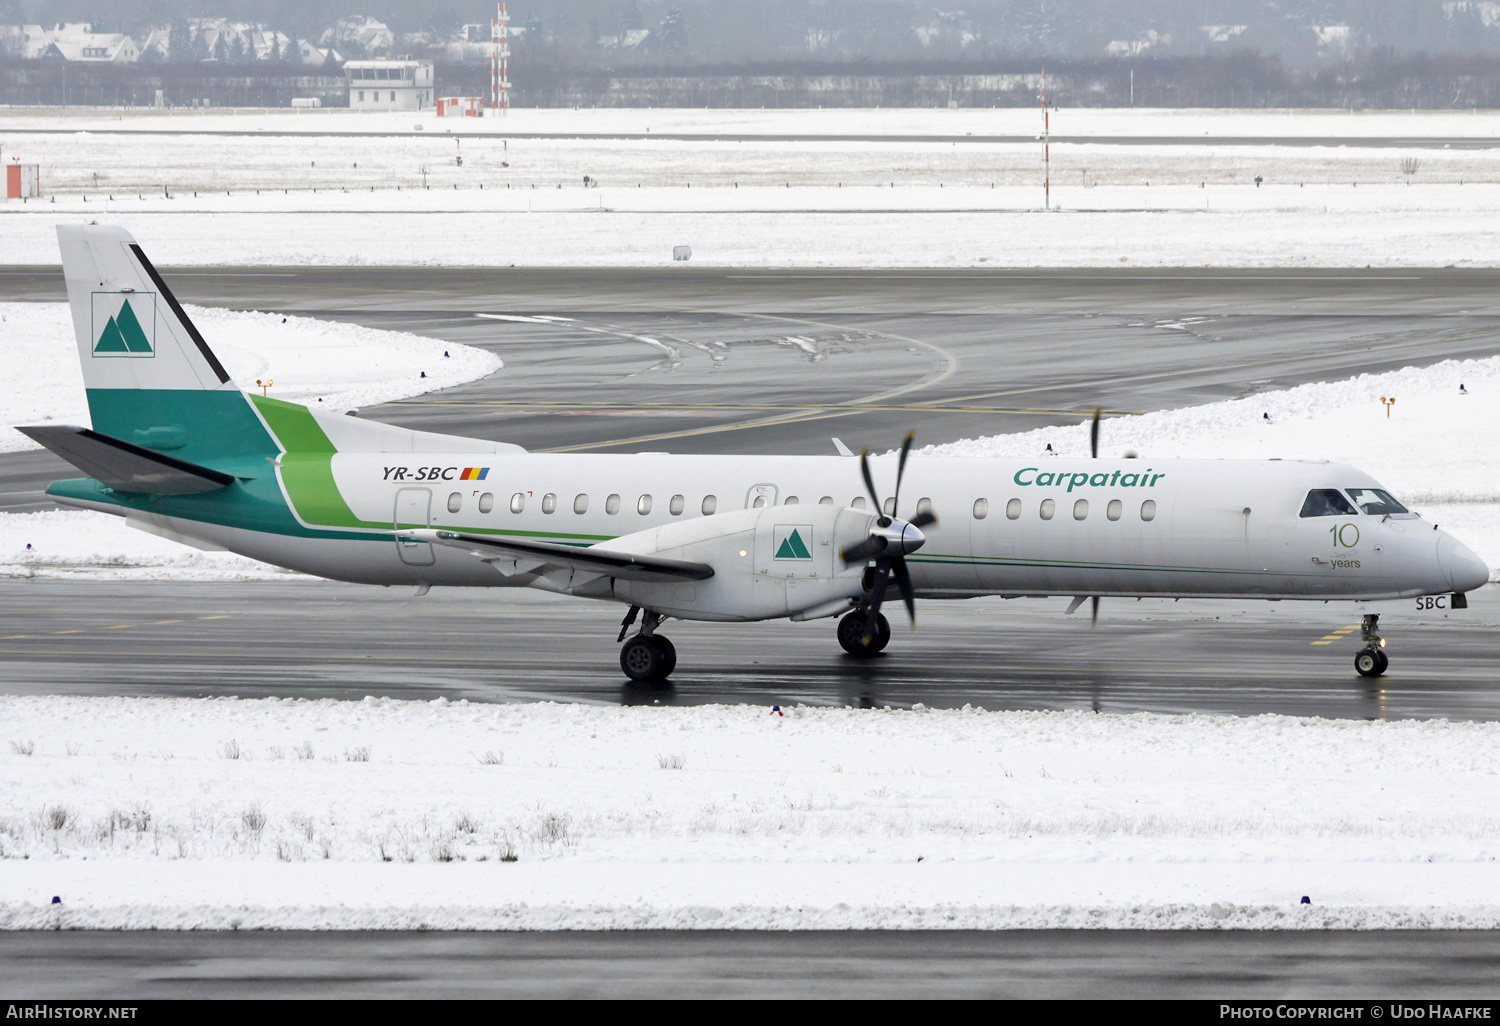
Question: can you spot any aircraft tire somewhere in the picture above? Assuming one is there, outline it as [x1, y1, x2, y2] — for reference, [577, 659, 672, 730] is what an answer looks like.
[653, 635, 678, 676]
[1355, 648, 1388, 678]
[621, 636, 668, 681]
[873, 614, 892, 653]
[837, 611, 883, 658]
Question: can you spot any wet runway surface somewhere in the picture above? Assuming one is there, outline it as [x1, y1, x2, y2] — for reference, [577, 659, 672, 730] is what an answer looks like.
[5, 929, 1500, 999]
[0, 580, 1494, 720]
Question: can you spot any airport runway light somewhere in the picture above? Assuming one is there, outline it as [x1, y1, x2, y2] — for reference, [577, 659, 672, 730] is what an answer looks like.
[1380, 396, 1395, 417]
[256, 378, 273, 396]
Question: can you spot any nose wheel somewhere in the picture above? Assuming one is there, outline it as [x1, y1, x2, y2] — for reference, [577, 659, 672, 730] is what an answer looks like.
[1354, 614, 1388, 677]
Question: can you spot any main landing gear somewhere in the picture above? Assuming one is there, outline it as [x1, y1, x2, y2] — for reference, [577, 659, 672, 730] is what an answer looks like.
[617, 606, 677, 681]
[837, 609, 891, 658]
[1354, 613, 1389, 678]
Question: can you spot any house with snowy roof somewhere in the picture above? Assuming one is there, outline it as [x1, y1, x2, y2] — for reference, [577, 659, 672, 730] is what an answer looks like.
[22, 23, 139, 62]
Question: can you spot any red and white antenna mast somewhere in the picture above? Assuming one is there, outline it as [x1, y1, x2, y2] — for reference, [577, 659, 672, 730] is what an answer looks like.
[491, 2, 510, 115]
[1041, 67, 1050, 211]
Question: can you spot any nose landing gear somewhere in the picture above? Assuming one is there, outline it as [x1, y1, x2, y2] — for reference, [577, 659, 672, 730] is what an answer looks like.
[617, 606, 677, 681]
[1354, 614, 1389, 677]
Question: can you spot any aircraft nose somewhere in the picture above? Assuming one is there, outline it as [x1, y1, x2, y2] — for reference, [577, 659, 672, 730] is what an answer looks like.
[1438, 533, 1490, 592]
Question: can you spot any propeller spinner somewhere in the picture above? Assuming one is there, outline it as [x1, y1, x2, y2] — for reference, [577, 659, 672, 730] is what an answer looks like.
[839, 431, 938, 641]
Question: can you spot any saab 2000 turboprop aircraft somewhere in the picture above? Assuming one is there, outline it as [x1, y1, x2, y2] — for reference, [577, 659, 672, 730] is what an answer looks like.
[23, 225, 1490, 681]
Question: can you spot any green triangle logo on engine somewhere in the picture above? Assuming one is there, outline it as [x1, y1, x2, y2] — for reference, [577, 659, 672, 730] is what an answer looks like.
[774, 526, 812, 560]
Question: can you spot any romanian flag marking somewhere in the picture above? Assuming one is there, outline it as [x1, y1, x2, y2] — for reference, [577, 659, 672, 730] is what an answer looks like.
[460, 467, 489, 481]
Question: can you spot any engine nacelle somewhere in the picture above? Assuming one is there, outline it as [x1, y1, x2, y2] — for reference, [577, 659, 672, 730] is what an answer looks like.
[607, 503, 875, 622]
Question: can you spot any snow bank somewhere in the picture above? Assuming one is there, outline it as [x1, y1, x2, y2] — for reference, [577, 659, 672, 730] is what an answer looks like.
[2, 696, 1499, 930]
[0, 302, 502, 454]
[6, 199, 1499, 268]
[925, 353, 1500, 576]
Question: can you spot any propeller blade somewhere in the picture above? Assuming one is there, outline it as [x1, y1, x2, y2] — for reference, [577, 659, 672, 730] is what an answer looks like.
[1090, 408, 1102, 459]
[891, 555, 916, 624]
[1091, 595, 1100, 627]
[893, 431, 915, 512]
[858, 447, 882, 520]
[863, 562, 891, 641]
[840, 535, 887, 564]
[908, 510, 937, 530]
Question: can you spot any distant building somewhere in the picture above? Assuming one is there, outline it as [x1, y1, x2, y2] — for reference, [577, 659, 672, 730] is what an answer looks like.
[186, 20, 295, 61]
[22, 23, 139, 62]
[323, 16, 395, 56]
[298, 40, 344, 65]
[346, 59, 434, 110]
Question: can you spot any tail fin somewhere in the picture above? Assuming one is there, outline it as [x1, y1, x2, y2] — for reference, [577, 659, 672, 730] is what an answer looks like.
[57, 224, 275, 464]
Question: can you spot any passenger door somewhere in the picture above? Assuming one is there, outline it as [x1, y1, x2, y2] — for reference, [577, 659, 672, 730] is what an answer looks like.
[394, 487, 435, 566]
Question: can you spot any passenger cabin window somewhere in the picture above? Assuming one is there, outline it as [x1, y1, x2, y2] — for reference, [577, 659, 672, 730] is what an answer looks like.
[972, 498, 989, 520]
[1073, 499, 1089, 520]
[851, 497, 867, 510]
[882, 497, 897, 517]
[1006, 498, 1022, 520]
[478, 492, 494, 514]
[510, 492, 525, 513]
[702, 495, 717, 515]
[1107, 499, 1122, 521]
[1040, 498, 1056, 521]
[669, 494, 685, 515]
[573, 493, 589, 514]
[637, 494, 652, 515]
[1346, 488, 1409, 516]
[541, 493, 557, 514]
[1300, 489, 1358, 518]
[606, 493, 621, 515]
[784, 496, 799, 505]
[819, 496, 833, 505]
[916, 497, 933, 517]
[752, 496, 767, 508]
[1141, 499, 1157, 522]
[447, 492, 462, 513]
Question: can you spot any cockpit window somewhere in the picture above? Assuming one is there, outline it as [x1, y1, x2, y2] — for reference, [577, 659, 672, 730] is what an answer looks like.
[1346, 488, 1409, 516]
[1300, 489, 1359, 518]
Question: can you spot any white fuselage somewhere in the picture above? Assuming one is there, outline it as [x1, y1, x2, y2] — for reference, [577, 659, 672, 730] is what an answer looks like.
[175, 451, 1482, 609]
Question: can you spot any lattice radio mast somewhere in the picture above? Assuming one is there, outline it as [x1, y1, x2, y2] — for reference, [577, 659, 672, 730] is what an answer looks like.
[491, 2, 510, 115]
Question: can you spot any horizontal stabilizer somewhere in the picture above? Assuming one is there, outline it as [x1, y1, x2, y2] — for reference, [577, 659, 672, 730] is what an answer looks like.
[16, 424, 235, 495]
[411, 530, 714, 583]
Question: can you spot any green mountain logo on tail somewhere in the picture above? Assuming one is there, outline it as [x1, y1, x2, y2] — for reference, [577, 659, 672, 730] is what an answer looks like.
[773, 525, 813, 560]
[91, 293, 155, 357]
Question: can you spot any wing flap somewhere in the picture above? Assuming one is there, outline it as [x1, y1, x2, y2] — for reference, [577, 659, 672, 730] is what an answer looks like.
[411, 529, 714, 583]
[16, 424, 234, 495]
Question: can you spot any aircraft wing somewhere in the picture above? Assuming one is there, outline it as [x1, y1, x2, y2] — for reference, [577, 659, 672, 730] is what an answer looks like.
[16, 424, 235, 495]
[409, 529, 715, 583]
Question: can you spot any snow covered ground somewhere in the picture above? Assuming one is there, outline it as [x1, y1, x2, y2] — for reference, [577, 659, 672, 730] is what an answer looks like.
[5, 107, 1500, 266]
[11, 105, 1500, 140]
[2, 696, 1498, 930]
